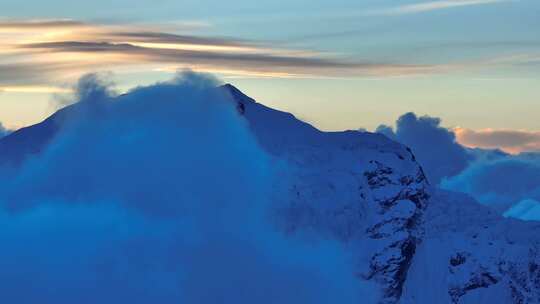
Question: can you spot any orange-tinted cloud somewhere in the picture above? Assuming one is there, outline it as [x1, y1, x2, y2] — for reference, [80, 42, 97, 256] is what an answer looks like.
[2, 18, 533, 93]
[0, 18, 445, 92]
[455, 127, 540, 154]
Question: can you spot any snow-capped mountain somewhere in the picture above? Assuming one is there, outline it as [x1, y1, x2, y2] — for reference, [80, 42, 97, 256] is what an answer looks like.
[0, 84, 538, 303]
[226, 84, 430, 302]
[225, 85, 540, 303]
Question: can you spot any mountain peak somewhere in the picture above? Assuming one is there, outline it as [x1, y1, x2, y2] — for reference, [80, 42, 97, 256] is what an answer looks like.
[221, 83, 257, 104]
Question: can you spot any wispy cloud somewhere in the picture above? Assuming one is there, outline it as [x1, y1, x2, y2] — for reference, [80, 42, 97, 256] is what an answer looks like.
[367, 0, 511, 16]
[455, 127, 540, 153]
[0, 19, 85, 29]
[0, 19, 446, 92]
[0, 86, 71, 94]
[0, 17, 532, 93]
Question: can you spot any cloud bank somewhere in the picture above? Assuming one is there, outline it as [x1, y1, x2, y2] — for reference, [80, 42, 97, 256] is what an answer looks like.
[442, 154, 540, 215]
[377, 112, 540, 221]
[0, 72, 367, 303]
[376, 112, 471, 184]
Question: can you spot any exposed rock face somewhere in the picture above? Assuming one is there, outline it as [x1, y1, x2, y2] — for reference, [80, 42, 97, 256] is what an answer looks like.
[502, 250, 540, 304]
[363, 159, 429, 303]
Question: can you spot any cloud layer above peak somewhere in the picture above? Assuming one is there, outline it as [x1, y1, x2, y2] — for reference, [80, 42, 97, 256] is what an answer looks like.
[0, 18, 442, 93]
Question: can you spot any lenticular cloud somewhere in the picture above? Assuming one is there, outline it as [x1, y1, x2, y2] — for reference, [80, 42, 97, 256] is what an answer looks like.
[0, 71, 362, 304]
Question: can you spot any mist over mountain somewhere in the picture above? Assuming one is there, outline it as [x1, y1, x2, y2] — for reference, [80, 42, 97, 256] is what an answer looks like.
[1, 72, 540, 303]
[0, 123, 10, 138]
[0, 72, 369, 304]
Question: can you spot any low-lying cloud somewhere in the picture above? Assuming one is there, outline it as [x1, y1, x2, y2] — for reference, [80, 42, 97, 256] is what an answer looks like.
[0, 71, 368, 303]
[377, 112, 540, 221]
[503, 199, 540, 221]
[0, 19, 85, 29]
[442, 155, 540, 209]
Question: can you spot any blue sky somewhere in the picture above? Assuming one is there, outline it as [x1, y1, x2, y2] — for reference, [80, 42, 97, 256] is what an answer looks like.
[0, 0, 539, 151]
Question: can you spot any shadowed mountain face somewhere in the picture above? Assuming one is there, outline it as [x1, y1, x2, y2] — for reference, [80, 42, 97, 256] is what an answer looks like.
[0, 83, 538, 303]
[0, 106, 68, 166]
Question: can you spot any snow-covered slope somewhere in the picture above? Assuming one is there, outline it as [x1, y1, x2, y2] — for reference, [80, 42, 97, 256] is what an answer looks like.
[227, 84, 540, 303]
[401, 189, 540, 303]
[227, 84, 430, 302]
[0, 84, 538, 303]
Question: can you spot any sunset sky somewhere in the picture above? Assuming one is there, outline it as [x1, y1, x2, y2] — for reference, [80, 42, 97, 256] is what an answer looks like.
[1, 0, 539, 152]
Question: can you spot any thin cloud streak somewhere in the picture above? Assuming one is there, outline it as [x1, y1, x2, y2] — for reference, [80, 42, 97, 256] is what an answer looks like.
[108, 32, 249, 48]
[367, 0, 511, 16]
[18, 41, 387, 68]
[0, 86, 71, 94]
[0, 19, 85, 29]
[19, 41, 439, 77]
